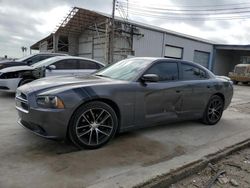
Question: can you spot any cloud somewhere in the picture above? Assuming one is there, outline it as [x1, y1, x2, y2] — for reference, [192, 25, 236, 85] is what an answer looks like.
[1, 0, 250, 58]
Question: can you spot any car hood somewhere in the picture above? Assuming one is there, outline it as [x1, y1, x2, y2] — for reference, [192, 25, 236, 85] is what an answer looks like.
[0, 65, 34, 73]
[19, 75, 119, 94]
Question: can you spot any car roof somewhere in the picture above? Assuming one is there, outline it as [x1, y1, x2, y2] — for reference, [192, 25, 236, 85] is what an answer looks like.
[52, 56, 105, 65]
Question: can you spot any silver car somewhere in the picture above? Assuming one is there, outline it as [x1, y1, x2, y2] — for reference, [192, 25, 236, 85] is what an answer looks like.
[0, 56, 104, 92]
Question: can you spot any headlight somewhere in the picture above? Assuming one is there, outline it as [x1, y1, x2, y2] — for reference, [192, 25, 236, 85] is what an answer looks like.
[36, 96, 65, 109]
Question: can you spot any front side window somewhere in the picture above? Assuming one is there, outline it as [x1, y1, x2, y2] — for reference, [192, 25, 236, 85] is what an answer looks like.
[53, 59, 78, 70]
[182, 63, 207, 80]
[145, 62, 179, 81]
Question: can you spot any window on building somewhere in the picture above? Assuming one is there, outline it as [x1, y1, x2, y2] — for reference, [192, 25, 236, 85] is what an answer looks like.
[164, 45, 183, 59]
[193, 50, 210, 68]
[58, 35, 69, 52]
[145, 62, 179, 81]
[240, 56, 250, 64]
[181, 63, 207, 80]
[53, 59, 78, 69]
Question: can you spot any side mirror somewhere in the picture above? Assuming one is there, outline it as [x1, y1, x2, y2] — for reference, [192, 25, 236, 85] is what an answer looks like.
[27, 60, 32, 65]
[47, 65, 56, 70]
[141, 74, 159, 82]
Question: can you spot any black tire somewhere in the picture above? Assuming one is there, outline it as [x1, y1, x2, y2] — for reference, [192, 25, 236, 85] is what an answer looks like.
[202, 95, 224, 125]
[233, 80, 238, 85]
[242, 82, 248, 85]
[19, 78, 34, 86]
[69, 101, 118, 149]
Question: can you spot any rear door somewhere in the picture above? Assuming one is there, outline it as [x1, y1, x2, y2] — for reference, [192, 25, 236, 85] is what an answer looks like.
[76, 60, 102, 76]
[179, 62, 211, 116]
[45, 59, 78, 77]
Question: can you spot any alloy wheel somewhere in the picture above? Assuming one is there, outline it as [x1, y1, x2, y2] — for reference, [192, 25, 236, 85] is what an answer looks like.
[75, 108, 114, 146]
[207, 98, 223, 123]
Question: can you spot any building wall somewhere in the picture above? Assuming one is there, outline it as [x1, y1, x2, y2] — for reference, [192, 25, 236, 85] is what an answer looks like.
[78, 30, 93, 59]
[68, 35, 78, 55]
[133, 28, 164, 57]
[133, 27, 213, 68]
[164, 34, 213, 63]
[39, 41, 48, 52]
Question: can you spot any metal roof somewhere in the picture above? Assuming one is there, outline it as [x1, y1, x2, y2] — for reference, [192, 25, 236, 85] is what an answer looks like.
[31, 7, 218, 49]
[215, 44, 250, 51]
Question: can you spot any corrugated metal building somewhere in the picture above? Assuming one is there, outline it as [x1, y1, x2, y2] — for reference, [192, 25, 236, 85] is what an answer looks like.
[31, 7, 250, 76]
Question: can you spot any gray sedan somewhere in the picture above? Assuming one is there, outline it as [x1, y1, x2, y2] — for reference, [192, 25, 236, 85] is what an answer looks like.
[16, 57, 233, 149]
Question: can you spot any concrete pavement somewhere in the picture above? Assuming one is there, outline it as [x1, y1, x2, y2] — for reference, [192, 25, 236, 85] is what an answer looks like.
[0, 85, 250, 188]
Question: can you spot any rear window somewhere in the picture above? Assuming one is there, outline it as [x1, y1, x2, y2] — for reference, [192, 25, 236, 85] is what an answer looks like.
[182, 63, 207, 80]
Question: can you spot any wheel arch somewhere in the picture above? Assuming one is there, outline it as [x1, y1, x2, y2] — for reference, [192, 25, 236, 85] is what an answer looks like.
[213, 92, 225, 103]
[18, 76, 36, 86]
[66, 98, 121, 139]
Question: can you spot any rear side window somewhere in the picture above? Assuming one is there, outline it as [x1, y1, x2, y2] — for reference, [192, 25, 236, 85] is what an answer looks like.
[182, 63, 207, 80]
[78, 60, 100, 69]
[145, 62, 179, 81]
[53, 59, 78, 69]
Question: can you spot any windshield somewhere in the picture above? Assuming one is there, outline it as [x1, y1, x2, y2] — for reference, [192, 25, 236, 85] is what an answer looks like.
[31, 57, 61, 68]
[16, 54, 35, 62]
[95, 58, 152, 81]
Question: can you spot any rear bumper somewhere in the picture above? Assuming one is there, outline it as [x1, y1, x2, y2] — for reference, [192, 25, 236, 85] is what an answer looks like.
[0, 78, 21, 92]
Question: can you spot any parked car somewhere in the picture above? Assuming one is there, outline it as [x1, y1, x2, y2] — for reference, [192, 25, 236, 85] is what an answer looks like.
[16, 57, 233, 149]
[0, 56, 104, 92]
[229, 64, 250, 85]
[0, 53, 67, 70]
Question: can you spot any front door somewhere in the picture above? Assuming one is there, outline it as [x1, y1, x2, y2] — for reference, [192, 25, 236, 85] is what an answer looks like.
[135, 60, 182, 126]
[45, 59, 78, 77]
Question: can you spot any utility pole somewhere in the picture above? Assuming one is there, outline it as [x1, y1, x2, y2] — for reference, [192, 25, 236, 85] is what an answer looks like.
[109, 0, 116, 64]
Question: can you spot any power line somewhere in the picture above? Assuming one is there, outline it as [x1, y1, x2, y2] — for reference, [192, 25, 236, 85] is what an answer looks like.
[118, 0, 250, 9]
[116, 0, 250, 21]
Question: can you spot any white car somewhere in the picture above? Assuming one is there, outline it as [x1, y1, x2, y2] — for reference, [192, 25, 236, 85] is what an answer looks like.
[0, 56, 104, 92]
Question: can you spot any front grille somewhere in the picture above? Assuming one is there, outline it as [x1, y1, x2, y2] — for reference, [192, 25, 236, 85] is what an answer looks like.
[20, 93, 27, 100]
[16, 92, 29, 113]
[20, 120, 46, 136]
[0, 86, 9, 90]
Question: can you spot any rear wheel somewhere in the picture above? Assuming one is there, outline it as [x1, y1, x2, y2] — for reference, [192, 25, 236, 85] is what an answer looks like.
[202, 95, 224, 125]
[19, 78, 34, 86]
[69, 101, 118, 149]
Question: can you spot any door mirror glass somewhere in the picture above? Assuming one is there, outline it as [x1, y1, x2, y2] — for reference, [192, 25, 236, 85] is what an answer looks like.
[27, 60, 32, 65]
[47, 65, 56, 70]
[141, 74, 159, 82]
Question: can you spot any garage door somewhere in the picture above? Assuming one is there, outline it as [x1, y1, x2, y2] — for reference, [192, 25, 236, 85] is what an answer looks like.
[193, 50, 210, 68]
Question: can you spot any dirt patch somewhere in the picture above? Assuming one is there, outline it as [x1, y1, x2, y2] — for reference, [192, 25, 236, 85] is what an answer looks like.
[171, 147, 250, 188]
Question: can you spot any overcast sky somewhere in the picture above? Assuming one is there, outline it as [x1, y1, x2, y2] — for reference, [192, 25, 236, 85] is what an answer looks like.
[1, 0, 250, 58]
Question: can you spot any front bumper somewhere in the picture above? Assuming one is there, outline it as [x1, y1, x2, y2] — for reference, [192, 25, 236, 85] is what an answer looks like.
[0, 78, 21, 92]
[16, 95, 72, 140]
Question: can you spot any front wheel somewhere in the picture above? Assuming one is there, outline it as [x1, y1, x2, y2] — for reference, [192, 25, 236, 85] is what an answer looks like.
[69, 101, 118, 149]
[202, 95, 224, 125]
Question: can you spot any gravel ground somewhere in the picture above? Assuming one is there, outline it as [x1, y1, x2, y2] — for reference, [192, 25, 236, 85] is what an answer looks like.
[171, 147, 250, 188]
